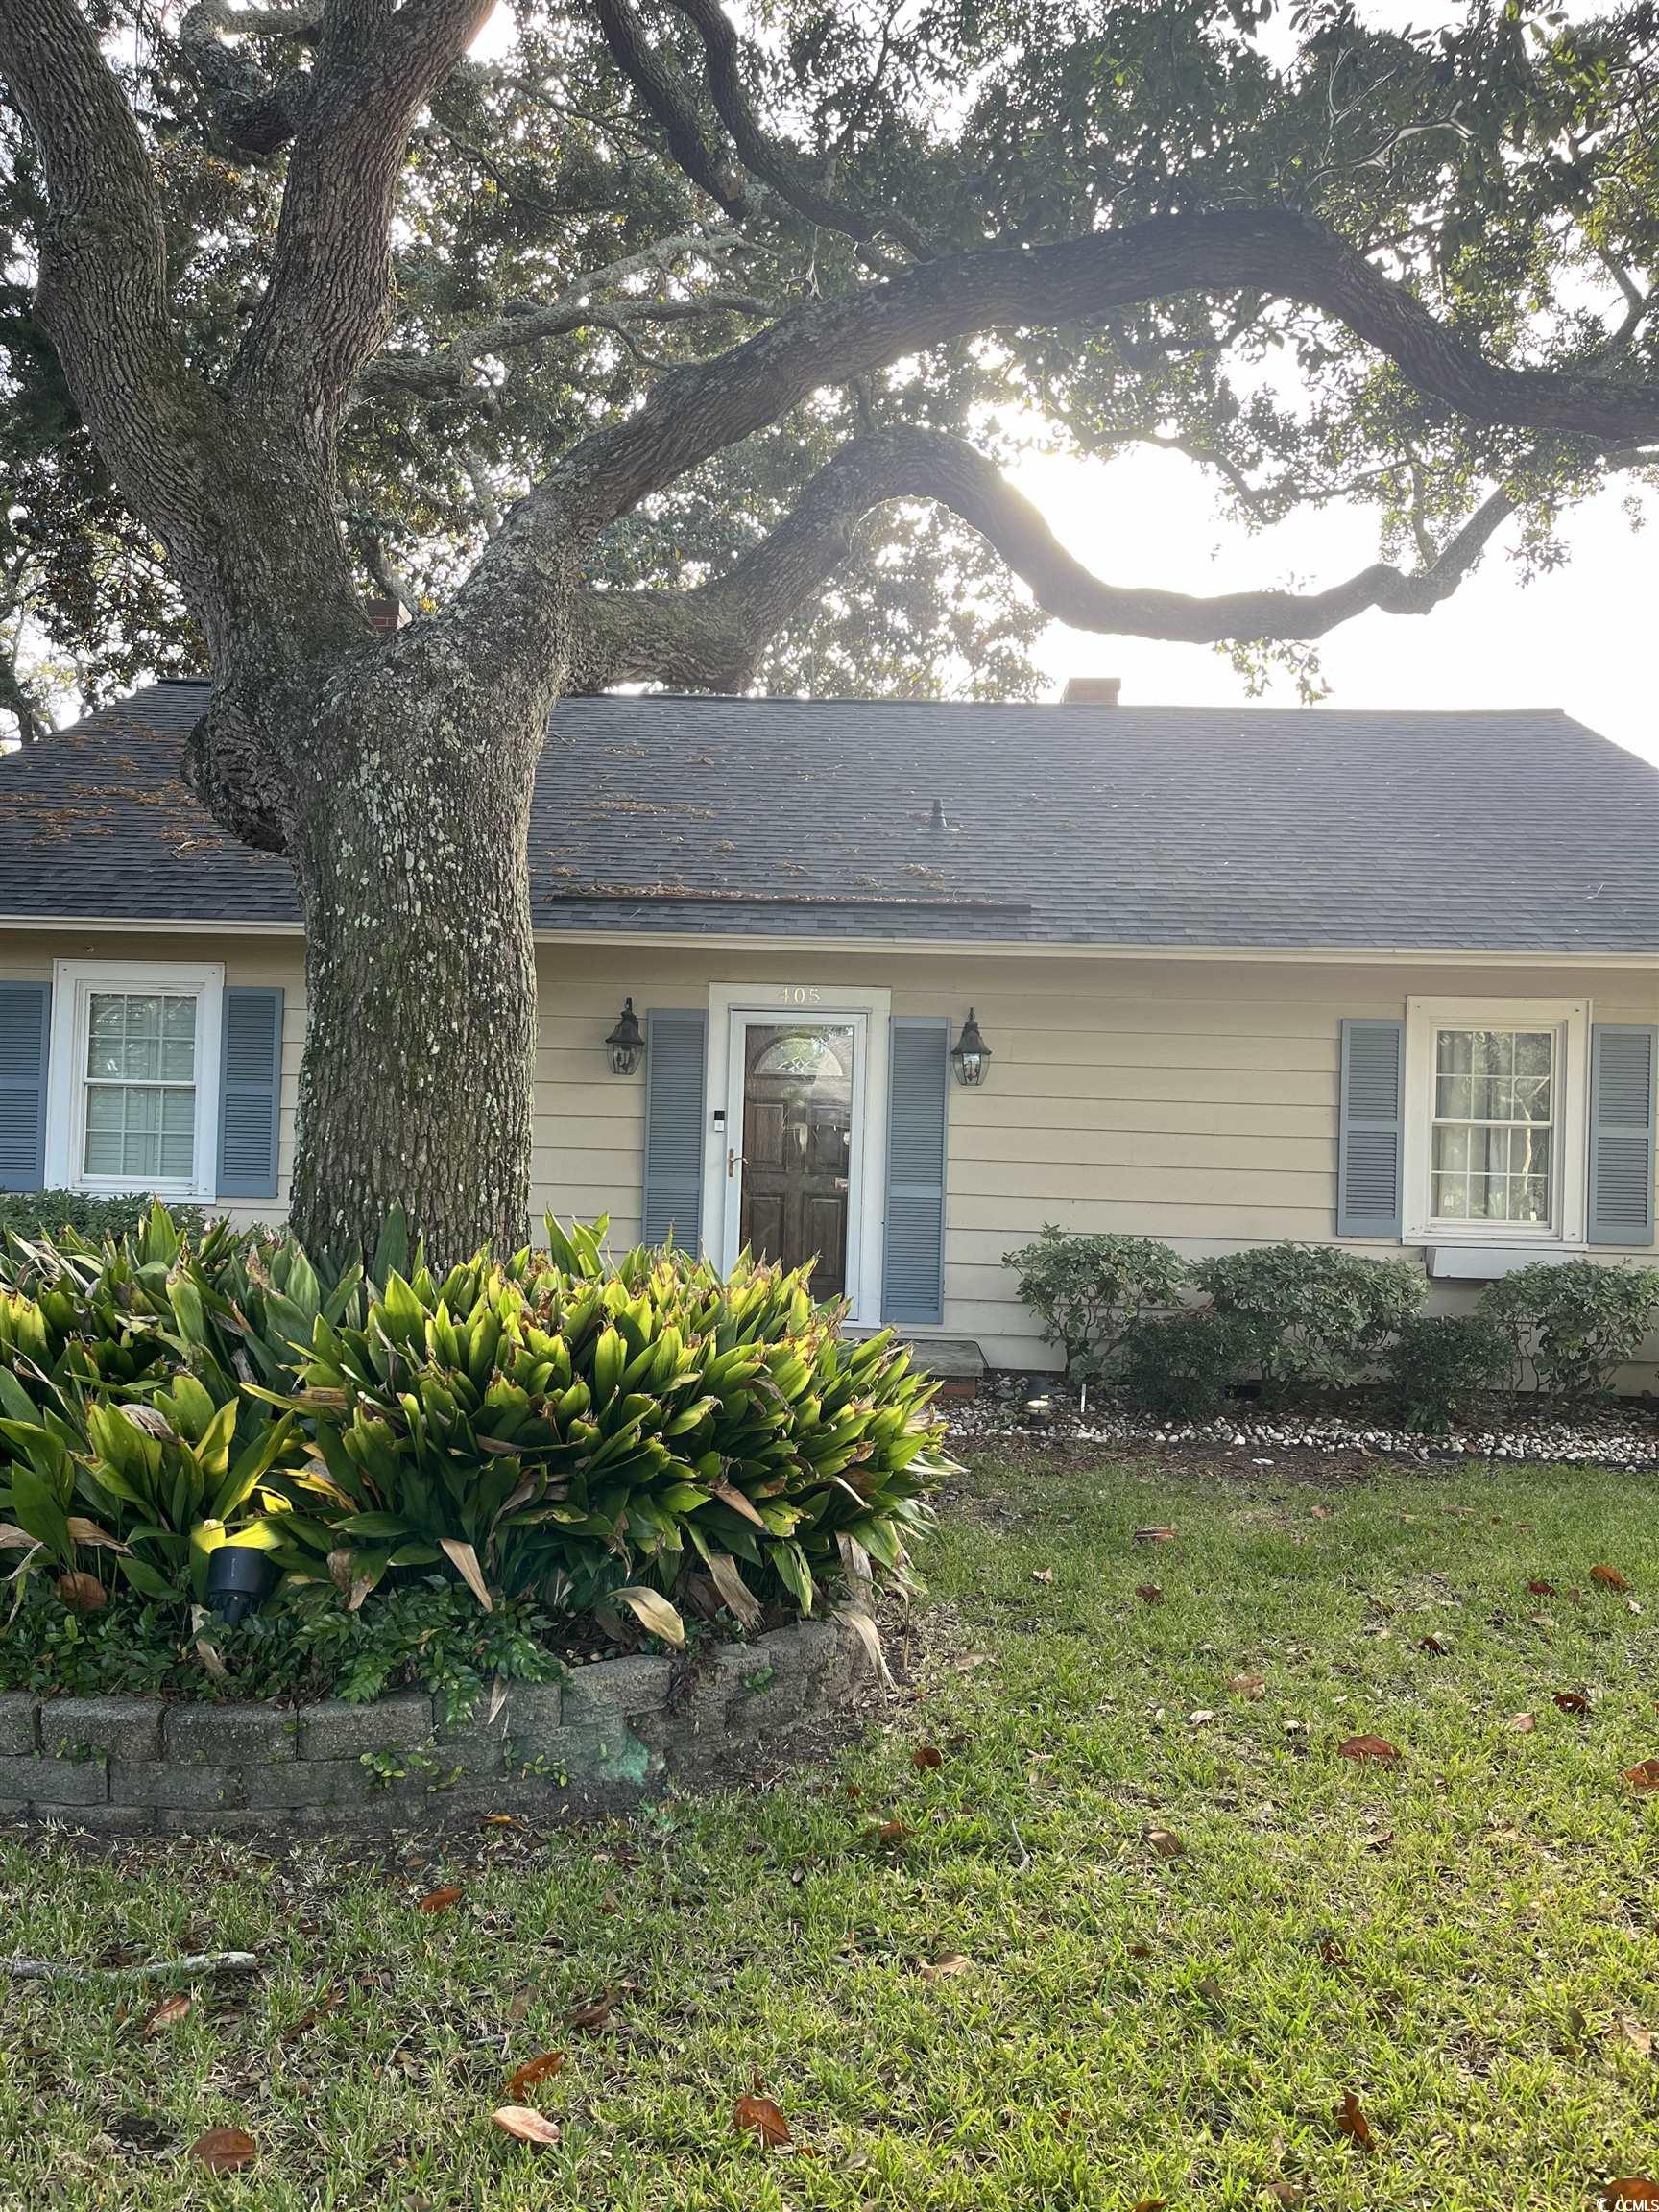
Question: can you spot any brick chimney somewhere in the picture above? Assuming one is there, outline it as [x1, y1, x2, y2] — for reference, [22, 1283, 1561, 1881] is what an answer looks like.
[364, 594, 409, 635]
[1062, 675, 1121, 706]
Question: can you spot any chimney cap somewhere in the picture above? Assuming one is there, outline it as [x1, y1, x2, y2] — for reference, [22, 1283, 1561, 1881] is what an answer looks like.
[1062, 676, 1121, 706]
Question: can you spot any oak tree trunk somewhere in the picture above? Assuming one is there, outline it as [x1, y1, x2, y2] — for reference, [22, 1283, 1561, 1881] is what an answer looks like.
[282, 653, 556, 1267]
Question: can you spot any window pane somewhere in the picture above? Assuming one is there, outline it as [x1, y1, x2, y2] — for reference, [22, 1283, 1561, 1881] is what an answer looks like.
[1431, 1025, 1556, 1228]
[160, 996, 197, 1082]
[123, 995, 163, 1082]
[86, 995, 128, 1080]
[159, 1089, 196, 1179]
[84, 1085, 125, 1174]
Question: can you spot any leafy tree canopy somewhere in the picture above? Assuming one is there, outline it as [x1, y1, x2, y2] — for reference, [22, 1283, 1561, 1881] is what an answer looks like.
[3, 0, 1654, 742]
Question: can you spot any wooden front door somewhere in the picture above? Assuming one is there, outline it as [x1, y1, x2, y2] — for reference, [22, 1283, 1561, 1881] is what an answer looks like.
[738, 1022, 854, 1293]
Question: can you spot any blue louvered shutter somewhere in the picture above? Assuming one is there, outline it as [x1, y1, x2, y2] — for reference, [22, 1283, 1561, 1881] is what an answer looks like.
[0, 982, 51, 1193]
[217, 987, 284, 1200]
[882, 1017, 950, 1325]
[1336, 1018, 1404, 1238]
[642, 1009, 707, 1248]
[1589, 1023, 1657, 1246]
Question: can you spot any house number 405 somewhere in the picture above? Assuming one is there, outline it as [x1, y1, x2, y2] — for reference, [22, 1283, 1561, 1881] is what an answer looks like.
[778, 986, 822, 1005]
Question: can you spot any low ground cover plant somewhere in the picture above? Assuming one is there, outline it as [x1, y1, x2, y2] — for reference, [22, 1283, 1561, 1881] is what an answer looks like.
[1008, 1228, 1659, 1431]
[0, 1207, 946, 1700]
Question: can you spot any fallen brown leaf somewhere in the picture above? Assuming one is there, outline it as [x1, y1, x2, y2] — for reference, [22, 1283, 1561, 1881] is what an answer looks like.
[1337, 1734, 1403, 1764]
[1508, 1712, 1537, 1734]
[1135, 1583, 1163, 1604]
[1133, 2199, 1167, 2210]
[1601, 2182, 1659, 2206]
[1527, 1578, 1558, 1597]
[867, 1818, 908, 1847]
[189, 2126, 258, 2174]
[1309, 1505, 1332, 1520]
[1030, 1567, 1054, 1584]
[569, 1991, 617, 2032]
[912, 1743, 943, 1770]
[416, 1884, 463, 1914]
[1335, 2092, 1375, 2151]
[140, 1993, 192, 2039]
[1617, 2018, 1654, 2059]
[1145, 1826, 1185, 1859]
[505, 2052, 565, 2099]
[56, 1571, 107, 1613]
[1418, 1633, 1451, 1655]
[491, 2105, 562, 2147]
[917, 1953, 973, 1981]
[1623, 1759, 1659, 1791]
[733, 2090, 791, 2148]
[1134, 1526, 1177, 1544]
[1227, 1672, 1266, 1697]
[1553, 1691, 1590, 1717]
[1593, 1564, 1632, 1592]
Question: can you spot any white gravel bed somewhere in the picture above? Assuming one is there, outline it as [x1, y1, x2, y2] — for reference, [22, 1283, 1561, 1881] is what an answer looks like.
[946, 1389, 1659, 1471]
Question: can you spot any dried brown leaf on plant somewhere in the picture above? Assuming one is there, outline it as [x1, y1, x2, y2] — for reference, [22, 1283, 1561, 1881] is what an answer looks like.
[1337, 1735, 1403, 1764]
[139, 1993, 192, 2038]
[189, 2126, 258, 2173]
[733, 2089, 791, 2148]
[491, 2105, 562, 2147]
[1335, 2092, 1376, 2150]
[417, 1884, 464, 1914]
[56, 1571, 106, 1612]
[1592, 1564, 1632, 1592]
[505, 2052, 565, 2098]
[912, 1743, 943, 1770]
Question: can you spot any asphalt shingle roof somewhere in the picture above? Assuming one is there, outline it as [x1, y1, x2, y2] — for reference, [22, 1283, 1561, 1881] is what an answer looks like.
[1, 679, 1654, 953]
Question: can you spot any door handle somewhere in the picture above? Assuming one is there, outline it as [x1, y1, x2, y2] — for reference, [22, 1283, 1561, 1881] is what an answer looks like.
[728, 1147, 743, 1179]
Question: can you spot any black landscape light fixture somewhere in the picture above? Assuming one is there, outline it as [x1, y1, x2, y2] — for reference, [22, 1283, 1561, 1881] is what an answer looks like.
[950, 1008, 992, 1088]
[606, 997, 645, 1076]
[206, 1543, 277, 1627]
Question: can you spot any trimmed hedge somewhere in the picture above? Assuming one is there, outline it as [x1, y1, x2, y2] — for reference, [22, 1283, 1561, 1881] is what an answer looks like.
[0, 1190, 206, 1245]
[0, 1206, 947, 1689]
[1007, 1230, 1659, 1431]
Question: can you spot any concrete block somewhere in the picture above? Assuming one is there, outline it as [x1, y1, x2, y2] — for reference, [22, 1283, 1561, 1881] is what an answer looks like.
[243, 1759, 362, 1810]
[35, 1801, 157, 1837]
[164, 1703, 299, 1766]
[0, 1753, 108, 1806]
[561, 1654, 672, 1725]
[297, 1693, 433, 1761]
[39, 1696, 163, 1765]
[110, 1760, 246, 1812]
[0, 1695, 38, 1758]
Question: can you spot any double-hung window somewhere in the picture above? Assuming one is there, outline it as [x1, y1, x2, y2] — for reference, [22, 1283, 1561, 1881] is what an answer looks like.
[46, 961, 224, 1199]
[1404, 998, 1589, 1245]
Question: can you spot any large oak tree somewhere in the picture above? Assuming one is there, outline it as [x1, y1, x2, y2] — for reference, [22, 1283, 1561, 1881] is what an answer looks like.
[2, 0, 1655, 1261]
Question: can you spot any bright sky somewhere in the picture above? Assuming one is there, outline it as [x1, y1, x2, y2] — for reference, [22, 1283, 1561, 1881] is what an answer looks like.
[1015, 447, 1659, 765]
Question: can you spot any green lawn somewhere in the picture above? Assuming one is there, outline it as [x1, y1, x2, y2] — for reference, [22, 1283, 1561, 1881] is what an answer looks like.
[6, 1449, 1659, 2210]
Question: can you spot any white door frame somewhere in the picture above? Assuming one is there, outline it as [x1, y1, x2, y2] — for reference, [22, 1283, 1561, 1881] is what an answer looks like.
[701, 981, 891, 1324]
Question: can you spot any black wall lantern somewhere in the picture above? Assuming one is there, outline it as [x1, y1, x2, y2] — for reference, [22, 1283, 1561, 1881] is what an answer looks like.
[950, 1007, 992, 1087]
[606, 998, 645, 1076]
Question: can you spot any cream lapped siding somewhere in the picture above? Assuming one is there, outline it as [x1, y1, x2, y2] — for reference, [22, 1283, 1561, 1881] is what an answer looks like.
[3, 927, 1654, 1377]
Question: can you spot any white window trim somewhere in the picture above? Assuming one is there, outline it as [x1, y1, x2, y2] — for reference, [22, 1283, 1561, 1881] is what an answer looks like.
[700, 981, 892, 1328]
[1403, 995, 1590, 1248]
[46, 959, 225, 1201]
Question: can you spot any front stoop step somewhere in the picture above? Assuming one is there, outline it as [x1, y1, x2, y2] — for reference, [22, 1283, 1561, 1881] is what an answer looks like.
[902, 1336, 986, 1402]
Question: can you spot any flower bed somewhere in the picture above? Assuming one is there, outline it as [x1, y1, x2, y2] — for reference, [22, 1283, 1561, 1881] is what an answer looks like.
[0, 1614, 877, 1837]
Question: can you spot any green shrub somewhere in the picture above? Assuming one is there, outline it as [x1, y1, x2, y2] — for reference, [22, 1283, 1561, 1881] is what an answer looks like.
[0, 1205, 946, 1656]
[1190, 1243, 1425, 1402]
[1481, 1259, 1659, 1400]
[1383, 1312, 1511, 1433]
[0, 1575, 565, 1721]
[1117, 1310, 1267, 1424]
[1002, 1225, 1187, 1380]
[0, 1189, 206, 1244]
